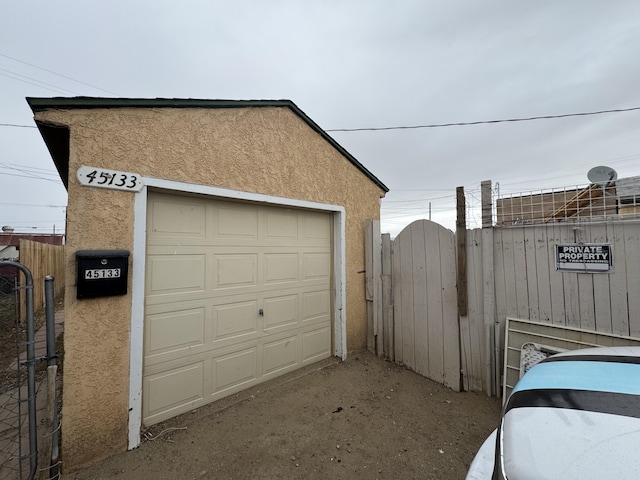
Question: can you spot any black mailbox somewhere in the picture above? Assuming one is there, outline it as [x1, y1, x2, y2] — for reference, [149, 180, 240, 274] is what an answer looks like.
[76, 250, 130, 299]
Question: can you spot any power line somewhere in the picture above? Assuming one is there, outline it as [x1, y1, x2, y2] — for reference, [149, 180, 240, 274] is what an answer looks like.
[383, 194, 454, 204]
[0, 67, 78, 95]
[494, 153, 640, 190]
[0, 52, 120, 96]
[0, 202, 65, 208]
[326, 106, 640, 132]
[386, 188, 453, 192]
[3, 105, 640, 131]
[0, 71, 70, 95]
[0, 163, 60, 180]
[0, 162, 59, 174]
[0, 163, 60, 176]
[0, 123, 36, 128]
[0, 171, 62, 183]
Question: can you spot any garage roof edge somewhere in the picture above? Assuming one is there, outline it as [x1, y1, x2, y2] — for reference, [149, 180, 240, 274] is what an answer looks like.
[26, 97, 389, 193]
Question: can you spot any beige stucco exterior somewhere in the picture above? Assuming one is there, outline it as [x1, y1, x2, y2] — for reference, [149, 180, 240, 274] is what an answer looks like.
[33, 103, 385, 471]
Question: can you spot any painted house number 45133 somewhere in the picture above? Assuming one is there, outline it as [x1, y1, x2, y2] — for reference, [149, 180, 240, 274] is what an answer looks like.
[76, 166, 144, 192]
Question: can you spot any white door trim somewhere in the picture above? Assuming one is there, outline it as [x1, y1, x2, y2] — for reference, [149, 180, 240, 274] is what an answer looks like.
[128, 177, 346, 449]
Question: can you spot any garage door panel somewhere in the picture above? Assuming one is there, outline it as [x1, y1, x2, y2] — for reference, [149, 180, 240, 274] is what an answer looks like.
[144, 345, 217, 370]
[262, 335, 298, 376]
[146, 244, 208, 253]
[145, 362, 205, 420]
[302, 326, 332, 363]
[214, 254, 258, 289]
[303, 253, 331, 280]
[265, 210, 299, 240]
[302, 290, 331, 323]
[302, 212, 331, 244]
[212, 348, 258, 393]
[215, 205, 259, 239]
[263, 294, 298, 331]
[147, 254, 206, 295]
[264, 253, 298, 284]
[214, 300, 259, 340]
[145, 307, 205, 358]
[149, 197, 207, 238]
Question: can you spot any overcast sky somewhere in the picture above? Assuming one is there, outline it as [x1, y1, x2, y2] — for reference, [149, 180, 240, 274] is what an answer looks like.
[2, 1, 640, 237]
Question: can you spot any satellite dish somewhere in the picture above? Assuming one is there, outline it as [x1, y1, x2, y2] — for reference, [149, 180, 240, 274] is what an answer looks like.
[587, 166, 618, 186]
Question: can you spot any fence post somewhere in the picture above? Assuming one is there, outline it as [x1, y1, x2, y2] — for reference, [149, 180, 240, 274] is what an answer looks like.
[365, 219, 383, 356]
[381, 233, 393, 360]
[456, 187, 468, 317]
[374, 221, 383, 357]
[40, 276, 60, 479]
[365, 220, 375, 353]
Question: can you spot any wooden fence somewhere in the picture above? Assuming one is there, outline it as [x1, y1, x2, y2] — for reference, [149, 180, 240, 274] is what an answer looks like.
[367, 217, 640, 397]
[18, 239, 65, 319]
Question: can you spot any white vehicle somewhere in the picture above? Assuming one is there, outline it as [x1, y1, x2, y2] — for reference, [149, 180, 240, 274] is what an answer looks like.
[466, 346, 640, 479]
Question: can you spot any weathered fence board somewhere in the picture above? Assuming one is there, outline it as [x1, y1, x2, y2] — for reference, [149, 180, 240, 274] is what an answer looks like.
[592, 225, 612, 333]
[394, 226, 414, 366]
[18, 239, 65, 319]
[523, 227, 538, 320]
[533, 224, 552, 322]
[426, 222, 443, 382]
[439, 224, 460, 389]
[512, 228, 529, 319]
[481, 227, 498, 396]
[381, 233, 393, 360]
[609, 221, 630, 335]
[460, 228, 485, 392]
[365, 219, 382, 355]
[624, 222, 640, 338]
[410, 222, 429, 376]
[546, 224, 566, 326]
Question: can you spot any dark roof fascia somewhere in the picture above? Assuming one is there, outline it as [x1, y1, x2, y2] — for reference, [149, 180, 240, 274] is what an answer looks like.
[26, 97, 389, 192]
[35, 121, 70, 189]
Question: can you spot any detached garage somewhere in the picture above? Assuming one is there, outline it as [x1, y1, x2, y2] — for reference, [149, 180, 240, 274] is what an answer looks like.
[28, 97, 387, 471]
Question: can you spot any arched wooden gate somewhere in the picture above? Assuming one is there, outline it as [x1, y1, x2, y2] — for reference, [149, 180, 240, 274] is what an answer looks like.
[366, 219, 460, 391]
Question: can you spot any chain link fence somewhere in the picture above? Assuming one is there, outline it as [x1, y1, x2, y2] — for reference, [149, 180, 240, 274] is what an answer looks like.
[1, 265, 61, 480]
[0, 268, 36, 479]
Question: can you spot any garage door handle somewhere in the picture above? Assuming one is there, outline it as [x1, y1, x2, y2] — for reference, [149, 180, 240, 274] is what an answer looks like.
[258, 309, 264, 316]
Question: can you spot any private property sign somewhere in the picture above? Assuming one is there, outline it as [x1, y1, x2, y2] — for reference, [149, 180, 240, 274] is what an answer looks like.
[555, 243, 612, 272]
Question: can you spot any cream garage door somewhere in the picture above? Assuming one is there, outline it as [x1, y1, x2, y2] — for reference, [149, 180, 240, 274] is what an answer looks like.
[143, 192, 333, 425]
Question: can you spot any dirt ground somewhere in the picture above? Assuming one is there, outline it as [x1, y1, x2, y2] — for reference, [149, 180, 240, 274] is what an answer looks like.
[63, 351, 501, 480]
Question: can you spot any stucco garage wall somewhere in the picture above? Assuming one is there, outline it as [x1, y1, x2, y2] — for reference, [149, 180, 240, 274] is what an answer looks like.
[34, 106, 384, 470]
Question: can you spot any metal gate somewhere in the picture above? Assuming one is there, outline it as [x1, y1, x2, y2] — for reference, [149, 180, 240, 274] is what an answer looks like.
[0, 262, 59, 480]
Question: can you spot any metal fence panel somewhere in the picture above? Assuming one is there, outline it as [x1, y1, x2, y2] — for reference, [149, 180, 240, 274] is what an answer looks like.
[0, 262, 63, 480]
[0, 265, 36, 480]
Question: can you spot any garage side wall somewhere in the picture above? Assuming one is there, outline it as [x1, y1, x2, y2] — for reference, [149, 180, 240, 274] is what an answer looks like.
[35, 107, 383, 471]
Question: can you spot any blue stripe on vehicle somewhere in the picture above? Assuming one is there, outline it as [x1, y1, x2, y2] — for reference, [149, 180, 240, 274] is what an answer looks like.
[512, 361, 640, 396]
